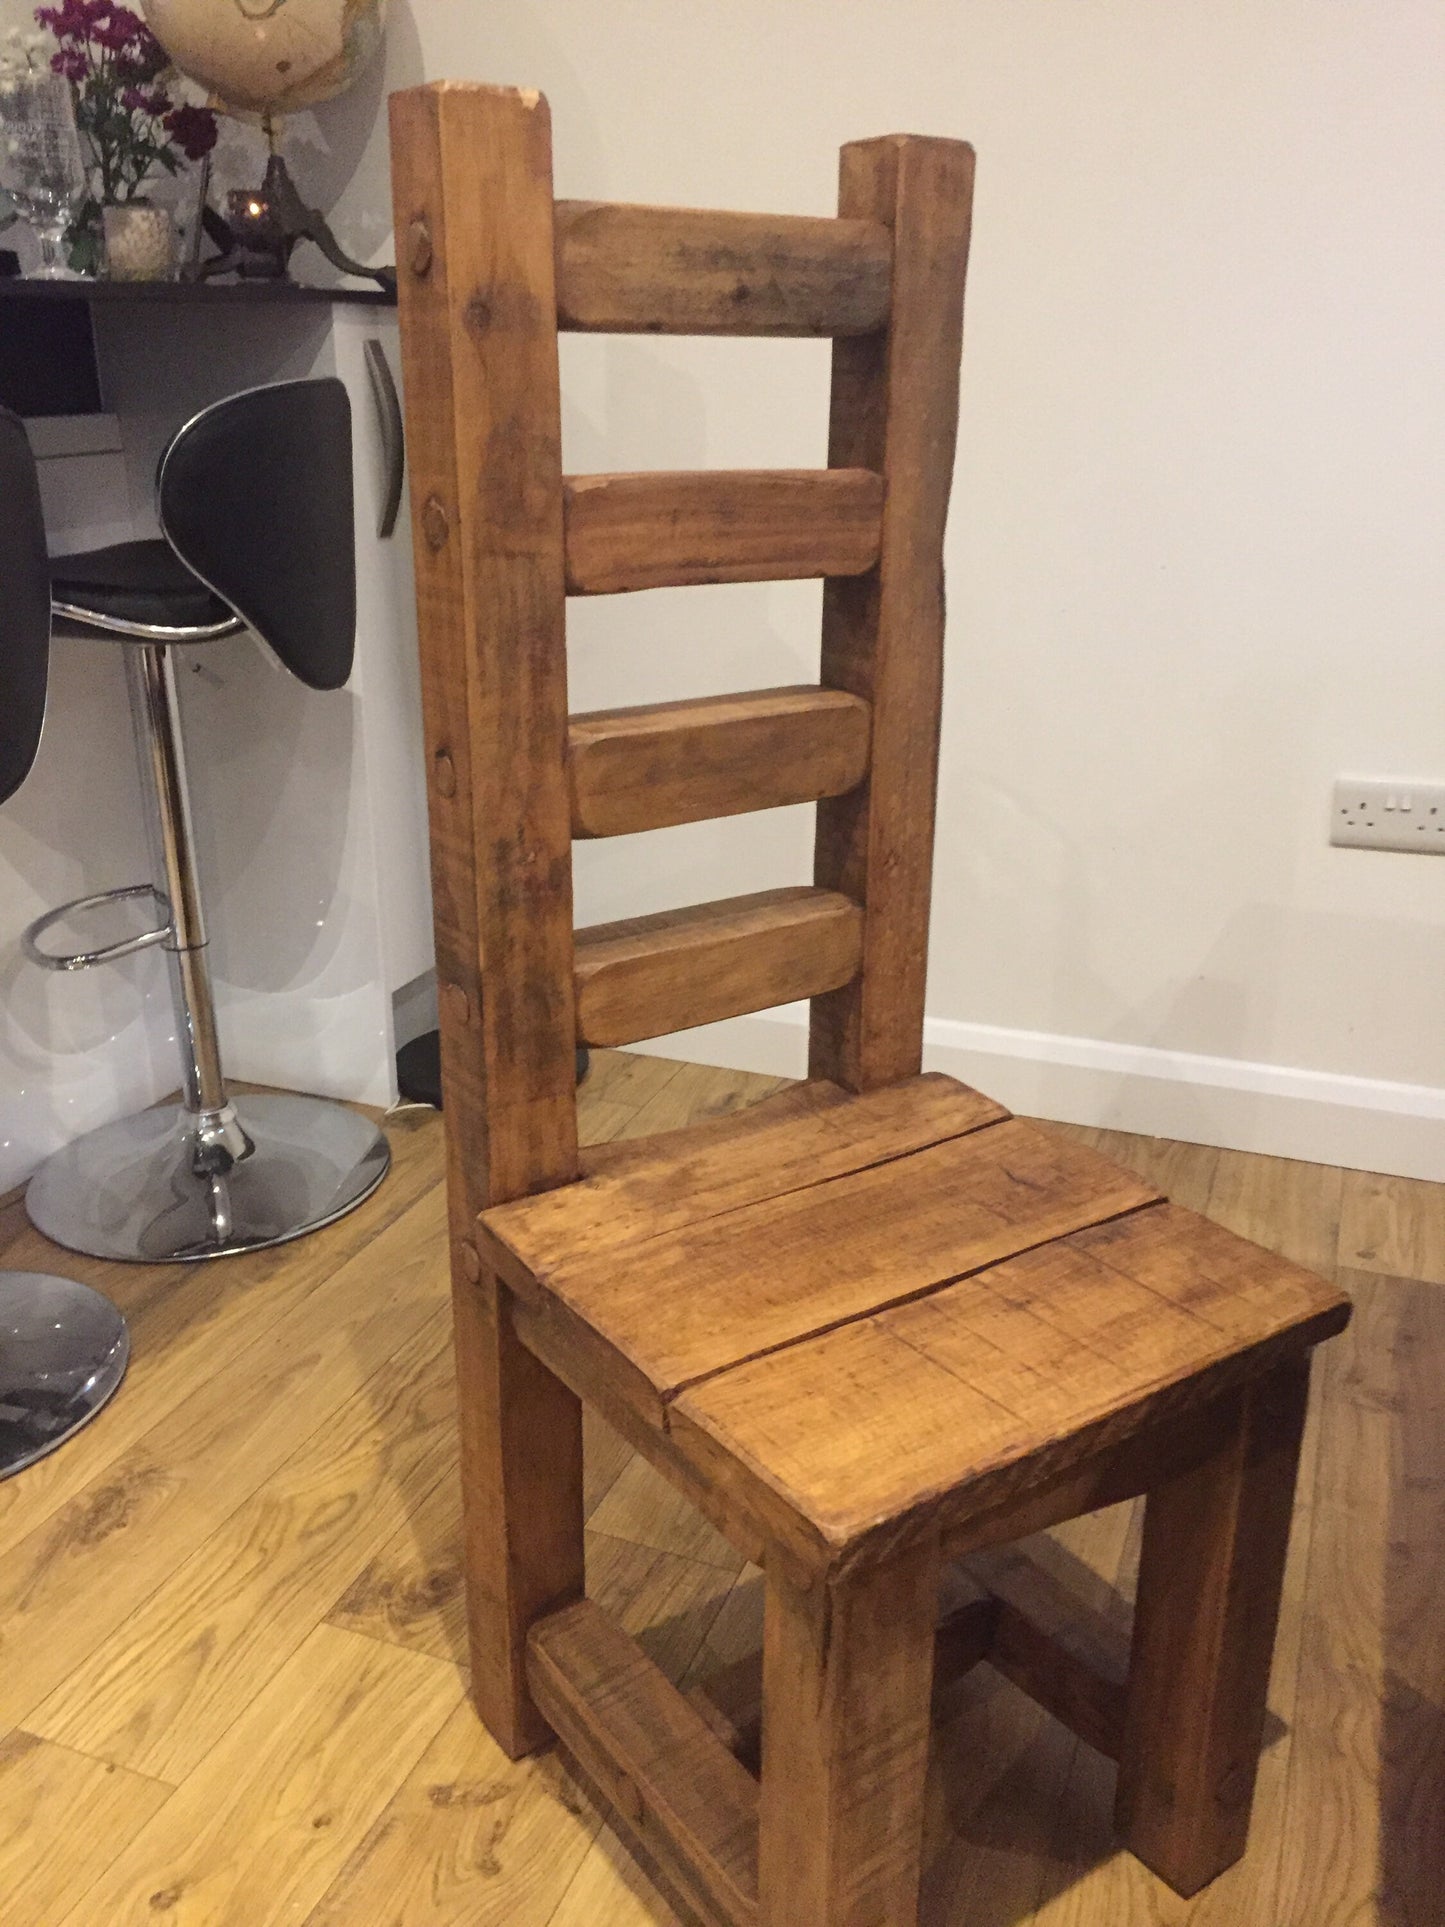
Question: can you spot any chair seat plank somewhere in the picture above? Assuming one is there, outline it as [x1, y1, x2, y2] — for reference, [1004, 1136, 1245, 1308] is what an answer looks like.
[568, 686, 871, 837]
[554, 199, 893, 337]
[574, 887, 863, 1046]
[668, 1203, 1350, 1577]
[563, 469, 883, 594]
[478, 1070, 1008, 1294]
[506, 1118, 1158, 1425]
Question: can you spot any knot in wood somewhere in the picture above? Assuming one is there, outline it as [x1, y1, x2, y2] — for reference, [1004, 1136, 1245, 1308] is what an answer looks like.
[422, 494, 450, 551]
[464, 293, 494, 335]
[458, 1240, 483, 1285]
[433, 749, 457, 798]
[444, 981, 473, 1027]
[407, 217, 433, 276]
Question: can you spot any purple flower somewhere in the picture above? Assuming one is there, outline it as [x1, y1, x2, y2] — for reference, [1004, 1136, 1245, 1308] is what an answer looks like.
[48, 43, 86, 79]
[163, 102, 217, 162]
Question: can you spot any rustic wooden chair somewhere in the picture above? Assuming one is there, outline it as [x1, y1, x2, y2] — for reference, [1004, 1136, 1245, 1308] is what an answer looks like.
[389, 82, 1351, 1927]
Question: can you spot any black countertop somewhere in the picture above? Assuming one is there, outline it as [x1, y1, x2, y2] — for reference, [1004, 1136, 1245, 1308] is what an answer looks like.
[0, 274, 393, 306]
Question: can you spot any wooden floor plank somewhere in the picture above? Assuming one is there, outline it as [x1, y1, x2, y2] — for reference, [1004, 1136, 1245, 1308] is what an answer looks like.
[57, 1625, 461, 1927]
[1042, 1124, 1220, 1216]
[0, 1108, 445, 1559]
[328, 1410, 648, 1667]
[28, 1312, 457, 1780]
[301, 1705, 607, 1927]
[0, 1179, 449, 1731]
[0, 1731, 173, 1927]
[1273, 1268, 1445, 1926]
[1338, 1169, 1445, 1283]
[0, 1053, 1433, 1927]
[588, 1453, 747, 1574]
[1205, 1146, 1343, 1275]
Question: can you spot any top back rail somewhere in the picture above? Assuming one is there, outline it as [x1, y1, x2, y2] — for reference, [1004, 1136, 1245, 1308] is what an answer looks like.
[390, 81, 974, 1215]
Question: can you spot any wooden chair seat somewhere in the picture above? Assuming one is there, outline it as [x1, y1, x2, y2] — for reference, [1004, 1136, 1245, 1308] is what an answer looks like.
[480, 1074, 1348, 1582]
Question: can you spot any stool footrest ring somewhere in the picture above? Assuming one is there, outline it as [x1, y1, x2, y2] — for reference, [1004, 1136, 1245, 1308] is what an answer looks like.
[23, 885, 173, 971]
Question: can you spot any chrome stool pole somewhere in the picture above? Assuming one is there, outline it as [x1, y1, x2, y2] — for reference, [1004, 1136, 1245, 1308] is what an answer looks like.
[24, 636, 390, 1263]
[0, 1271, 129, 1479]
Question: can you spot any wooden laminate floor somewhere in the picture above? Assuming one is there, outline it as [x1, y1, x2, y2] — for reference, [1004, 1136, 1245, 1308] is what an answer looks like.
[0, 1051, 1439, 1925]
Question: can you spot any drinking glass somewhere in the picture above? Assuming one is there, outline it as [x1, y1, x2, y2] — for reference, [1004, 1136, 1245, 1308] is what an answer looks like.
[0, 70, 87, 279]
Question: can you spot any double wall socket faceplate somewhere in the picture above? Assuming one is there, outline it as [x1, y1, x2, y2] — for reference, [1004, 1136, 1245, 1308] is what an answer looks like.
[1330, 778, 1445, 854]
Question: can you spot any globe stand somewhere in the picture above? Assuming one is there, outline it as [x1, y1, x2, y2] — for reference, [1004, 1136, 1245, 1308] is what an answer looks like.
[191, 150, 395, 293]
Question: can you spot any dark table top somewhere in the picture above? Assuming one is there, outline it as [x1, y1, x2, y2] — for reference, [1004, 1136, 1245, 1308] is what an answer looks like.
[0, 275, 393, 307]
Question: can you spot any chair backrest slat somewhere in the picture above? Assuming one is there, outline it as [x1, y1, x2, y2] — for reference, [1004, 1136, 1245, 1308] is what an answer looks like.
[568, 687, 871, 839]
[562, 468, 882, 594]
[554, 201, 893, 337]
[574, 888, 863, 1048]
[391, 82, 974, 1209]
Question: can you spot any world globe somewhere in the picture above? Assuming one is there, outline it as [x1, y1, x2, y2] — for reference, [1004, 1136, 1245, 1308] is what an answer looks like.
[141, 0, 389, 117]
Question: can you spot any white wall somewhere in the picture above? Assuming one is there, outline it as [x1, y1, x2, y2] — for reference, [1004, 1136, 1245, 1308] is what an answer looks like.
[9, 1, 1445, 1177]
[358, 0, 1445, 1175]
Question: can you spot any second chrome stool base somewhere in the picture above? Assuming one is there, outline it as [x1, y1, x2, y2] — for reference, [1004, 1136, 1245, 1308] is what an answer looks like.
[1, 1271, 130, 1478]
[26, 1092, 391, 1264]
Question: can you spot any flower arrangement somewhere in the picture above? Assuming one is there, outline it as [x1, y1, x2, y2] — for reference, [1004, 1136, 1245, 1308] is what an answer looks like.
[32, 0, 217, 267]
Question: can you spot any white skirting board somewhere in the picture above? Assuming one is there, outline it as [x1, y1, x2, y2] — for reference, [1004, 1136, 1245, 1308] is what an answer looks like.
[628, 1006, 1445, 1182]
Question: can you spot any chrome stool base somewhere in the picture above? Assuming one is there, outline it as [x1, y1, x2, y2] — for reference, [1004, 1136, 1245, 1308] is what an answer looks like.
[1, 1272, 130, 1479]
[26, 1093, 391, 1264]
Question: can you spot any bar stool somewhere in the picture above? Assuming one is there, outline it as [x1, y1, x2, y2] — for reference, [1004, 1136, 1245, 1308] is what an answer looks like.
[1, 405, 129, 1475]
[23, 378, 390, 1263]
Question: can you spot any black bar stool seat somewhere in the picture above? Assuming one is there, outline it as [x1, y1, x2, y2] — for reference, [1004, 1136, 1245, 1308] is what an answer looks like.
[51, 540, 238, 636]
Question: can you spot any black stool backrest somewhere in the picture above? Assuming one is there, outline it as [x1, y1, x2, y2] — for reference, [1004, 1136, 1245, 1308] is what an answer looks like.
[158, 377, 356, 692]
[0, 406, 51, 804]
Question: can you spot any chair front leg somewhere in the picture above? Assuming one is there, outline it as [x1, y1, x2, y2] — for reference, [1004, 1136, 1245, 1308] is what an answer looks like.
[759, 1536, 940, 1927]
[1115, 1357, 1311, 1896]
[451, 1262, 585, 1759]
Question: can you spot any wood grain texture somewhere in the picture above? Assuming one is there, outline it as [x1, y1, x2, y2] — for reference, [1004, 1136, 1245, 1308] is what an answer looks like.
[567, 686, 870, 837]
[529, 1599, 760, 1927]
[0, 1063, 1428, 1926]
[573, 887, 864, 1047]
[760, 1538, 940, 1926]
[811, 134, 976, 1090]
[1274, 1269, 1445, 1927]
[302, 1704, 604, 1927]
[480, 1070, 1006, 1293]
[57, 1625, 461, 1927]
[390, 79, 585, 1759]
[0, 1732, 171, 1926]
[553, 199, 892, 336]
[1338, 1167, 1445, 1283]
[28, 1312, 454, 1781]
[668, 1201, 1347, 1578]
[562, 468, 883, 594]
[961, 1546, 1131, 1762]
[513, 1117, 1156, 1436]
[0, 1179, 449, 1732]
[1116, 1361, 1311, 1897]
[0, 1103, 443, 1564]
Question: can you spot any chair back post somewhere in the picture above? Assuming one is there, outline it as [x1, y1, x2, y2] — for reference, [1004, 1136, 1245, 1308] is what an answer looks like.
[390, 81, 580, 1232]
[810, 135, 976, 1091]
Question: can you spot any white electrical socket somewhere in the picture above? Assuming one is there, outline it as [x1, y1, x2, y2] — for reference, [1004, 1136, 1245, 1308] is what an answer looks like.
[1330, 777, 1445, 854]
